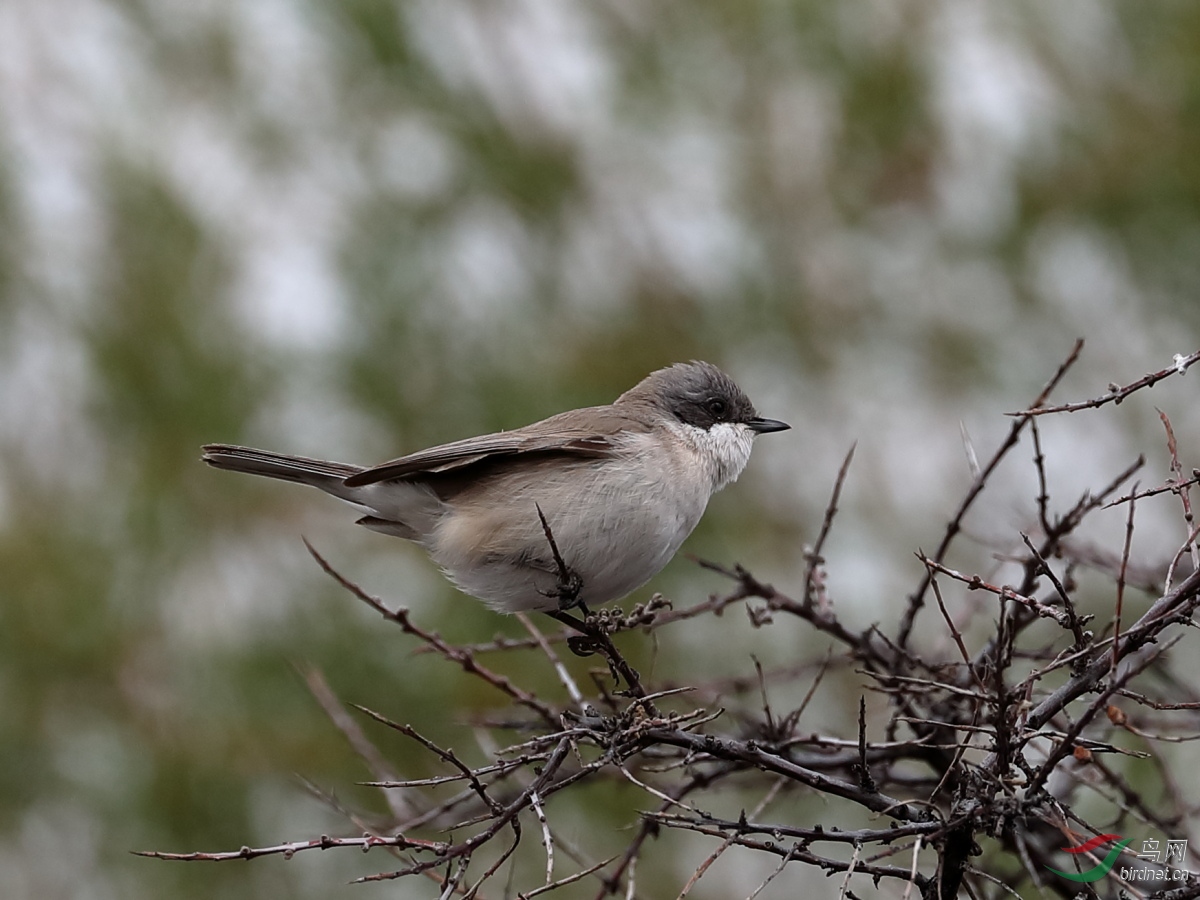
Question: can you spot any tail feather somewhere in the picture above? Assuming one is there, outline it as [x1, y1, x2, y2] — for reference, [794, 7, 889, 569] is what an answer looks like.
[201, 443, 437, 539]
[201, 444, 363, 488]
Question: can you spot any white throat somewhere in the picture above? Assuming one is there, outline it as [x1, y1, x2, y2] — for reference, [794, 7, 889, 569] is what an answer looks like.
[674, 421, 756, 492]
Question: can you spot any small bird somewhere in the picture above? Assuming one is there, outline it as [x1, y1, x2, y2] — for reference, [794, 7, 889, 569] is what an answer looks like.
[202, 361, 788, 616]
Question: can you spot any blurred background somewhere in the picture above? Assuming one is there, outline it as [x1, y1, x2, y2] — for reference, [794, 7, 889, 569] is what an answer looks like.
[3, 1, 1200, 897]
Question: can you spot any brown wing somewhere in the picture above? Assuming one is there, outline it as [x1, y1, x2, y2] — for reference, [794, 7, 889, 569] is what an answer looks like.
[341, 406, 646, 487]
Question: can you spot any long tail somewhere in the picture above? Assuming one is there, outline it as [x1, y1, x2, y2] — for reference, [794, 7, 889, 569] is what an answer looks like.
[201, 444, 363, 493]
[202, 443, 433, 540]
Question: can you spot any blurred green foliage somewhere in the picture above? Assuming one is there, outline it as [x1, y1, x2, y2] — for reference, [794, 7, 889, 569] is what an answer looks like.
[2, 1, 1200, 897]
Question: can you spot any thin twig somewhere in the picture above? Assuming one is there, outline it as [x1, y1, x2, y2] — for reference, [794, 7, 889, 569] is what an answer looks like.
[899, 338, 1084, 646]
[529, 790, 552, 886]
[1019, 532, 1089, 653]
[1009, 349, 1200, 416]
[1113, 489, 1137, 673]
[803, 442, 856, 609]
[517, 612, 585, 709]
[300, 666, 413, 820]
[837, 842, 862, 898]
[516, 856, 619, 899]
[303, 539, 558, 724]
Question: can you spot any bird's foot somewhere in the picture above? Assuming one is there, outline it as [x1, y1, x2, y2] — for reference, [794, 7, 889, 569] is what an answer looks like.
[555, 570, 586, 613]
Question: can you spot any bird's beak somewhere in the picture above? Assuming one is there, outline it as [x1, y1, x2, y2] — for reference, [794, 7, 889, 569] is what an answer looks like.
[747, 417, 790, 434]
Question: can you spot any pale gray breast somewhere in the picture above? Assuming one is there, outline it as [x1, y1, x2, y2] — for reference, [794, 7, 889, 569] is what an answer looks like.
[425, 429, 711, 611]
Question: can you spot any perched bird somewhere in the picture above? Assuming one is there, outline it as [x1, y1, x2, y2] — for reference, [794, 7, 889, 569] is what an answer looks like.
[202, 361, 788, 615]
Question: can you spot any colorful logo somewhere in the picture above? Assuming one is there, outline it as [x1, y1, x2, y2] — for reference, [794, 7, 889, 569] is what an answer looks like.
[1046, 834, 1132, 883]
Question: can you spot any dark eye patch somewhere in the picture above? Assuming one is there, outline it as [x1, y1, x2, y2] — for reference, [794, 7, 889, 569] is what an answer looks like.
[655, 362, 758, 431]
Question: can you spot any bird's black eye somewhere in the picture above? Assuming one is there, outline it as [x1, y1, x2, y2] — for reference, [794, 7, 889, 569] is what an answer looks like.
[706, 397, 728, 420]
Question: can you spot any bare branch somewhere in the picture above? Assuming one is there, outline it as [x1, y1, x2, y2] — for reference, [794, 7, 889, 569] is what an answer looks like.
[1009, 348, 1200, 416]
[803, 442, 856, 609]
[157, 347, 1200, 898]
[303, 539, 558, 724]
[899, 337, 1084, 647]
